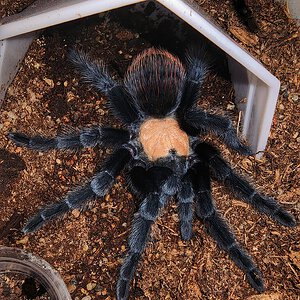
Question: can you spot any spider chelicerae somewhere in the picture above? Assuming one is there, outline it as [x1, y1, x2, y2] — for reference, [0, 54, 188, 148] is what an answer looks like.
[8, 47, 296, 300]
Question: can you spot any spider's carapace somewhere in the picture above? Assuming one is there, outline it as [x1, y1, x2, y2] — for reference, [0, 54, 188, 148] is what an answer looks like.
[139, 117, 189, 161]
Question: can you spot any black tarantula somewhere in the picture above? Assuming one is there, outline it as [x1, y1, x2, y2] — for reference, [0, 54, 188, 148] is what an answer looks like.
[9, 47, 295, 300]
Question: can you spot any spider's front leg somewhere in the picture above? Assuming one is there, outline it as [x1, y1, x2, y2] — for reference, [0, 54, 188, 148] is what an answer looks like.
[117, 165, 172, 300]
[23, 145, 132, 233]
[191, 159, 265, 292]
[8, 126, 130, 151]
[194, 143, 296, 227]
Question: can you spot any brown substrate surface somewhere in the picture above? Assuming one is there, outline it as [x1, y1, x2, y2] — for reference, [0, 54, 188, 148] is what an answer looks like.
[0, 1, 299, 299]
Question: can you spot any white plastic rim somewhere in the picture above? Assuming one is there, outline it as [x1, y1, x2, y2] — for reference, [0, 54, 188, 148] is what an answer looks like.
[0, 0, 145, 40]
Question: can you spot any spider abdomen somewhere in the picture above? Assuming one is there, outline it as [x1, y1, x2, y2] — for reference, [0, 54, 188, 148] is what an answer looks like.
[124, 48, 186, 117]
[139, 117, 189, 161]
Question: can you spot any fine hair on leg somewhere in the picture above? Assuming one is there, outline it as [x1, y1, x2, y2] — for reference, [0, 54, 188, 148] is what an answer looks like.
[23, 146, 132, 233]
[117, 165, 172, 300]
[177, 171, 194, 241]
[8, 126, 130, 151]
[194, 142, 296, 227]
[191, 160, 264, 292]
[69, 49, 139, 124]
[184, 108, 252, 155]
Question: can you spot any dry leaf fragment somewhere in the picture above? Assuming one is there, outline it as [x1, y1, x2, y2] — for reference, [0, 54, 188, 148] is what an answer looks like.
[229, 26, 259, 45]
[16, 236, 29, 245]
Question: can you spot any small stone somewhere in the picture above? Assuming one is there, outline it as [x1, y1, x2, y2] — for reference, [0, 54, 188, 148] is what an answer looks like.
[72, 209, 80, 218]
[280, 85, 287, 91]
[56, 158, 62, 165]
[82, 243, 89, 252]
[226, 102, 235, 111]
[81, 296, 91, 300]
[67, 91, 75, 102]
[86, 282, 96, 291]
[7, 111, 17, 120]
[63, 81, 68, 87]
[16, 236, 29, 245]
[279, 104, 284, 110]
[292, 94, 299, 102]
[178, 240, 184, 247]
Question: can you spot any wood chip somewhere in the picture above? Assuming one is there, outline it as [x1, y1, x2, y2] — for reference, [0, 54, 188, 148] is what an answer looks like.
[229, 26, 259, 45]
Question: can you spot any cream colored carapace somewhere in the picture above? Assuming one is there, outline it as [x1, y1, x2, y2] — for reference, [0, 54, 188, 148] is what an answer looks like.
[139, 117, 189, 161]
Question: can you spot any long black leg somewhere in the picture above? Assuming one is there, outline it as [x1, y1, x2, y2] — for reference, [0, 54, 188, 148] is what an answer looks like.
[194, 143, 296, 227]
[69, 49, 139, 124]
[179, 45, 211, 111]
[117, 166, 172, 300]
[177, 172, 194, 241]
[191, 160, 264, 292]
[23, 146, 132, 233]
[184, 108, 252, 155]
[8, 126, 130, 151]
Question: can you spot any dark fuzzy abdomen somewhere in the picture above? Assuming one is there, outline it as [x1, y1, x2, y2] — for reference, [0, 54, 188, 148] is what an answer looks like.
[124, 48, 186, 118]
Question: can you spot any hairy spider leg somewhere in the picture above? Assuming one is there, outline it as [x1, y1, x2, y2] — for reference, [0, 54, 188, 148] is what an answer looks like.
[69, 49, 139, 124]
[190, 160, 265, 292]
[117, 166, 172, 300]
[179, 45, 211, 111]
[195, 143, 296, 227]
[184, 108, 252, 155]
[177, 172, 194, 241]
[23, 146, 132, 233]
[8, 127, 130, 151]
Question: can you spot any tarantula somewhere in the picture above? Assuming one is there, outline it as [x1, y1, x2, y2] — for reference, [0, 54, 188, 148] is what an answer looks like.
[9, 47, 295, 300]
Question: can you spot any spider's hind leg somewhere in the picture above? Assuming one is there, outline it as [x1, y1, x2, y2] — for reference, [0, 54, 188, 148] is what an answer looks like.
[191, 160, 264, 292]
[194, 142, 296, 227]
[23, 146, 132, 233]
[177, 172, 194, 241]
[117, 165, 172, 300]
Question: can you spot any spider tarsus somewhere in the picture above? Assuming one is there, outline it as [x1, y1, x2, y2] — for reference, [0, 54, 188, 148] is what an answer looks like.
[8, 132, 30, 146]
[22, 215, 44, 234]
[23, 201, 70, 233]
[246, 269, 265, 293]
[8, 132, 50, 150]
[235, 143, 253, 156]
[180, 220, 193, 241]
[116, 279, 130, 300]
[274, 209, 296, 227]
